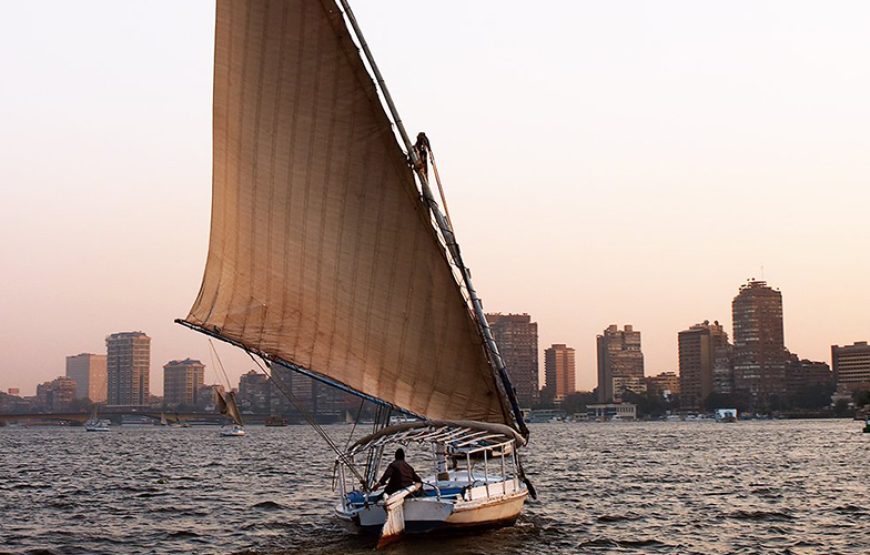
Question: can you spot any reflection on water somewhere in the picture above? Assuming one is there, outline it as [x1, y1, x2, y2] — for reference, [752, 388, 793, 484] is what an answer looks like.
[0, 420, 867, 554]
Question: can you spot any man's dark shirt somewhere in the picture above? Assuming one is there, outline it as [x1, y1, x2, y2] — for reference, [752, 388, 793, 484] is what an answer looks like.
[378, 460, 422, 495]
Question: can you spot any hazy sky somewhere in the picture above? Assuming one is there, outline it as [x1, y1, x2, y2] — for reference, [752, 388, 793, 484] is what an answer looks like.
[2, 1, 868, 396]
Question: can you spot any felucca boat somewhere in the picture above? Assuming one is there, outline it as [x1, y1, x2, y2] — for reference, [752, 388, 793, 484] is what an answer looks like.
[177, 0, 534, 546]
[216, 389, 246, 437]
[84, 405, 110, 432]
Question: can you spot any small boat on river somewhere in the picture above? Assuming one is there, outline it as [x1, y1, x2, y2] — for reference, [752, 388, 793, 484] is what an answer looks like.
[84, 419, 110, 432]
[216, 389, 246, 438]
[265, 416, 288, 427]
[84, 406, 110, 432]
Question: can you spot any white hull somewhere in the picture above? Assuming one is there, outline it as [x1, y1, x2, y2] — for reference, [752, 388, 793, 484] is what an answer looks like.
[335, 473, 527, 535]
[220, 424, 246, 437]
[84, 419, 111, 432]
[445, 489, 527, 526]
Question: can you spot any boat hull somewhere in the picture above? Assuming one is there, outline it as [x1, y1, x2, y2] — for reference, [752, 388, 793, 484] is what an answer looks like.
[335, 488, 527, 536]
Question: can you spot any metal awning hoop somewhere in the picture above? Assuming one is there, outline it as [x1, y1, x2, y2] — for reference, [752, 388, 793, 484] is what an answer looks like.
[342, 419, 525, 460]
[454, 433, 507, 448]
[449, 430, 491, 446]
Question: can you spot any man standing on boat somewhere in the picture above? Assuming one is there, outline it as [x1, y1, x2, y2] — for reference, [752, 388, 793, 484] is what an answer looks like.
[375, 448, 422, 495]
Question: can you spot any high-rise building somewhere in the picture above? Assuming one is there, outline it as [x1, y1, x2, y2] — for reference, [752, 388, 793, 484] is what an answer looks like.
[36, 376, 77, 410]
[678, 321, 730, 409]
[106, 331, 151, 406]
[163, 358, 205, 407]
[596, 325, 644, 403]
[544, 344, 575, 405]
[65, 353, 108, 403]
[831, 341, 870, 392]
[731, 280, 786, 408]
[785, 352, 831, 397]
[485, 313, 539, 407]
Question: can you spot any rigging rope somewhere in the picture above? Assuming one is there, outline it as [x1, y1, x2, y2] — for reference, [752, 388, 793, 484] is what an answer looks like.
[343, 398, 366, 453]
[207, 339, 234, 390]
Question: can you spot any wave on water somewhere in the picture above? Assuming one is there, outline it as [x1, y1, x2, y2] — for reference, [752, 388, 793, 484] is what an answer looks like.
[251, 501, 285, 511]
[726, 509, 795, 521]
[596, 512, 644, 523]
[833, 504, 868, 515]
[167, 530, 202, 539]
[577, 537, 676, 550]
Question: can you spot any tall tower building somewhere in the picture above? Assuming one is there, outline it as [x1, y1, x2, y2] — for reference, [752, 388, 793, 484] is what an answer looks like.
[106, 331, 151, 406]
[65, 353, 108, 403]
[731, 280, 786, 408]
[831, 341, 870, 392]
[544, 344, 575, 404]
[596, 325, 644, 402]
[485, 313, 539, 408]
[678, 321, 730, 410]
[163, 358, 205, 407]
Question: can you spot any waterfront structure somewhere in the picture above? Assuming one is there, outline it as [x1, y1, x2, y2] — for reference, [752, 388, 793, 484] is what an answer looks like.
[678, 321, 730, 410]
[544, 344, 575, 405]
[785, 353, 832, 397]
[239, 369, 270, 412]
[731, 281, 786, 408]
[646, 371, 680, 397]
[587, 403, 637, 421]
[596, 325, 644, 403]
[485, 313, 539, 408]
[106, 331, 151, 406]
[831, 341, 870, 392]
[163, 359, 205, 407]
[36, 376, 77, 410]
[65, 353, 108, 403]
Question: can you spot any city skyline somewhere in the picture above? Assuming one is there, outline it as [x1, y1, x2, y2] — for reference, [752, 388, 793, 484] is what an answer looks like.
[2, 1, 869, 395]
[1, 276, 866, 397]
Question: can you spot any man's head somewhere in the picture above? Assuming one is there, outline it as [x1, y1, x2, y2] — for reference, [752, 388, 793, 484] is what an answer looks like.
[395, 448, 405, 460]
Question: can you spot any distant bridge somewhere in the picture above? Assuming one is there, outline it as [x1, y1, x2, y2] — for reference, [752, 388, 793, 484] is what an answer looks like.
[0, 408, 228, 426]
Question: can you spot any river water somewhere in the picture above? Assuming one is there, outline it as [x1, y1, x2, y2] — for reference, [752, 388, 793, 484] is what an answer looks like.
[0, 420, 867, 554]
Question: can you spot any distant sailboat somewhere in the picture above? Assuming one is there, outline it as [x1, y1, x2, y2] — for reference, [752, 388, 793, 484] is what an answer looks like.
[177, 0, 533, 545]
[84, 405, 110, 432]
[216, 389, 246, 437]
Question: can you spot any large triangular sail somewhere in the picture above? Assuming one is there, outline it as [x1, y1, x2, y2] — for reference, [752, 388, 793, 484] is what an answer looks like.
[181, 0, 513, 426]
